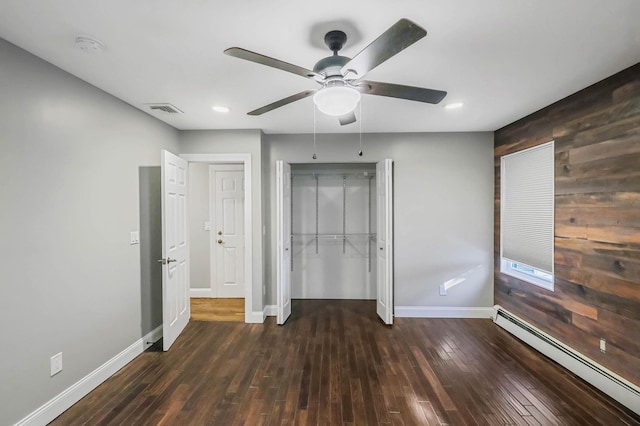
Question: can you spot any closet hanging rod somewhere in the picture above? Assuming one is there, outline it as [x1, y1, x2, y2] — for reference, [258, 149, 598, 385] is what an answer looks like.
[292, 233, 376, 240]
[291, 172, 376, 178]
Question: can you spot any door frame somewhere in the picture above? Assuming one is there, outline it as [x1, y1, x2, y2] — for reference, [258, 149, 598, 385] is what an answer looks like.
[182, 153, 253, 323]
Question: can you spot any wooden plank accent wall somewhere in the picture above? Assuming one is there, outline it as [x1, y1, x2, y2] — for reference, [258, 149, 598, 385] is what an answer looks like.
[494, 62, 640, 387]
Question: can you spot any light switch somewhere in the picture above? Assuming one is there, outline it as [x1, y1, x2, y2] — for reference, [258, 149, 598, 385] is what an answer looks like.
[50, 352, 63, 376]
[130, 231, 139, 245]
[204, 221, 211, 231]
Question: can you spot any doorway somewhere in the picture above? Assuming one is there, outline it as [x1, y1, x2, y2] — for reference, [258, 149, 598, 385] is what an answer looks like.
[181, 153, 253, 323]
[188, 163, 245, 321]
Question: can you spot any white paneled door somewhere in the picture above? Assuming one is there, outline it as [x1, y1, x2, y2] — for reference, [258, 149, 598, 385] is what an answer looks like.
[211, 165, 244, 298]
[276, 161, 292, 325]
[161, 150, 190, 350]
[376, 159, 394, 325]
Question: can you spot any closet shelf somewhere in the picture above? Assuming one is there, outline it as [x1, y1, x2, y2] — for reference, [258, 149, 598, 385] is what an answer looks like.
[292, 233, 376, 242]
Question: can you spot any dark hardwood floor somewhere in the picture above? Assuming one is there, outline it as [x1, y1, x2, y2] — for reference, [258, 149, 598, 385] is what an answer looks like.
[51, 300, 639, 425]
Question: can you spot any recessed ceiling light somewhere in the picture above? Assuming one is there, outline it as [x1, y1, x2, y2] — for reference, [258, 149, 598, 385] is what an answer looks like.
[212, 105, 230, 113]
[444, 102, 464, 110]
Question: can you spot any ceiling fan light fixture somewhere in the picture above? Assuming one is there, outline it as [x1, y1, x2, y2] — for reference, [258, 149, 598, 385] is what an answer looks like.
[313, 86, 361, 117]
[212, 105, 231, 113]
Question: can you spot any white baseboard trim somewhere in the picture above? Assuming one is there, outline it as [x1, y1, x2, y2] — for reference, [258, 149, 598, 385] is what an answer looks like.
[247, 305, 277, 323]
[189, 288, 215, 298]
[248, 310, 265, 323]
[494, 305, 640, 416]
[395, 306, 494, 318]
[15, 325, 162, 426]
[264, 305, 277, 319]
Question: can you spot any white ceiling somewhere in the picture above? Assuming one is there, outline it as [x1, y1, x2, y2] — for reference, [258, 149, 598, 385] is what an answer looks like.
[1, 1, 639, 134]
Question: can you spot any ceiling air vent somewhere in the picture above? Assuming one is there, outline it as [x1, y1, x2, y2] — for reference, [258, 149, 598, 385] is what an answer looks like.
[145, 103, 184, 114]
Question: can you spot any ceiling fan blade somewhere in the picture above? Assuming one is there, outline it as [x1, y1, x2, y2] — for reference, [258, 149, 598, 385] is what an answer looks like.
[340, 19, 427, 79]
[225, 47, 320, 80]
[338, 112, 357, 126]
[247, 90, 316, 116]
[357, 80, 447, 104]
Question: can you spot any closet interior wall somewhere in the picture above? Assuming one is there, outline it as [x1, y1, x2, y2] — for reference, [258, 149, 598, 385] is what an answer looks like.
[291, 163, 377, 299]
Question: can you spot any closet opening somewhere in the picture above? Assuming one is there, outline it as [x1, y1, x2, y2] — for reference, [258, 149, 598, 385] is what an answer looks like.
[291, 163, 377, 301]
[276, 159, 393, 325]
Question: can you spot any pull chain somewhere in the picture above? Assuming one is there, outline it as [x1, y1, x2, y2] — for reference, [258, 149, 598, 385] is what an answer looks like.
[313, 104, 317, 160]
[358, 100, 363, 156]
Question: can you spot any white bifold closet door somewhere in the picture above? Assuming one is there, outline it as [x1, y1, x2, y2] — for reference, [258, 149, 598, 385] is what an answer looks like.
[376, 159, 394, 325]
[276, 161, 292, 325]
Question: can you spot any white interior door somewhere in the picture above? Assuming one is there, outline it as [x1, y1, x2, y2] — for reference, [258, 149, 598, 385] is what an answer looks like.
[211, 165, 244, 298]
[161, 150, 190, 350]
[276, 161, 292, 325]
[376, 159, 394, 325]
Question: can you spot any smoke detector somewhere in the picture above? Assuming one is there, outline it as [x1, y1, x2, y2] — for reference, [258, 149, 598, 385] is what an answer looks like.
[75, 35, 104, 53]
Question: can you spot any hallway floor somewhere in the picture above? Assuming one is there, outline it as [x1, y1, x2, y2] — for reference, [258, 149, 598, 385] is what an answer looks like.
[190, 297, 244, 322]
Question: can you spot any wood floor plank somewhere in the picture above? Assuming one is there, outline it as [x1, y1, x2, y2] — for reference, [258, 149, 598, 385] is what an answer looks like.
[50, 300, 640, 426]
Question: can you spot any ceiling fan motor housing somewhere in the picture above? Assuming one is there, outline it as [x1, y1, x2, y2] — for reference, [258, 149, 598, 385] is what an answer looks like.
[313, 55, 350, 78]
[315, 30, 352, 79]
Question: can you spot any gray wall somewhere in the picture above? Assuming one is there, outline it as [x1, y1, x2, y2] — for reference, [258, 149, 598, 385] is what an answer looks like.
[264, 133, 495, 308]
[188, 162, 211, 289]
[179, 130, 264, 311]
[139, 167, 163, 336]
[0, 39, 180, 425]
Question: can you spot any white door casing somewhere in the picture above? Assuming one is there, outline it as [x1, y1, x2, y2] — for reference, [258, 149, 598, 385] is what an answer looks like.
[376, 159, 394, 325]
[161, 150, 190, 350]
[276, 161, 292, 325]
[211, 165, 244, 298]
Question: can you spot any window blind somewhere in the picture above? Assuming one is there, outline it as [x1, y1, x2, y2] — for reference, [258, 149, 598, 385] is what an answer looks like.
[501, 141, 554, 275]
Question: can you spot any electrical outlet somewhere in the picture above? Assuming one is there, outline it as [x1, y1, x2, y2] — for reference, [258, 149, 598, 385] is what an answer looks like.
[600, 338, 606, 353]
[130, 231, 139, 245]
[439, 285, 446, 296]
[50, 352, 63, 376]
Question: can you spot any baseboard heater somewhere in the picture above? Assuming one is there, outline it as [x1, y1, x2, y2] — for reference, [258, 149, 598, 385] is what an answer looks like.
[493, 305, 640, 417]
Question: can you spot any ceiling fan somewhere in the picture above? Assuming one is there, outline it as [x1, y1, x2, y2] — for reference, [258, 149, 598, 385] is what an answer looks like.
[224, 18, 447, 125]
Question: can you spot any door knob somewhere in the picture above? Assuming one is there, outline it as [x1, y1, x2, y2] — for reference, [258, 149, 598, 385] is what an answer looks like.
[379, 247, 383, 250]
[218, 239, 224, 244]
[157, 257, 177, 264]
